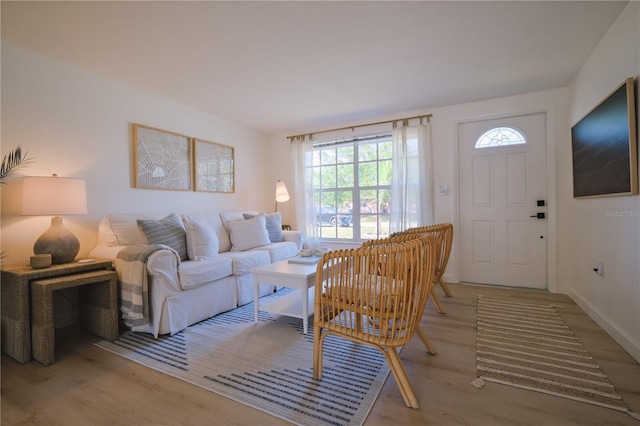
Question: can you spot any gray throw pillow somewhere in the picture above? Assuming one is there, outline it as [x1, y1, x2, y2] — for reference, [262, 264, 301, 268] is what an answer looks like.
[137, 213, 188, 261]
[265, 212, 284, 243]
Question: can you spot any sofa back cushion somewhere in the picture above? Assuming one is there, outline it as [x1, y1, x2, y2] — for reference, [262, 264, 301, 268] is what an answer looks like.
[220, 211, 245, 226]
[98, 211, 273, 255]
[137, 213, 188, 261]
[94, 216, 121, 247]
[106, 214, 157, 246]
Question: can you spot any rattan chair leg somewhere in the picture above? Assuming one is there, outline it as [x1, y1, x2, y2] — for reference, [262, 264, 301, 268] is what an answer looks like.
[430, 287, 446, 314]
[385, 347, 420, 409]
[416, 326, 437, 355]
[313, 325, 324, 380]
[439, 279, 453, 297]
[356, 312, 364, 332]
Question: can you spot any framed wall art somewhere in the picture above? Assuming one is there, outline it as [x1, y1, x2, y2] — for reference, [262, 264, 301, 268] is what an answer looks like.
[133, 124, 193, 191]
[571, 77, 638, 198]
[193, 138, 235, 193]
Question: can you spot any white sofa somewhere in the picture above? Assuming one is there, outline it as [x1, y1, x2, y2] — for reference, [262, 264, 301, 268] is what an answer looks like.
[89, 211, 303, 337]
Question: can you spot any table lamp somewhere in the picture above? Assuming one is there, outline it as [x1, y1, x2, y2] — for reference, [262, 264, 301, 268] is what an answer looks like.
[21, 174, 87, 264]
[274, 180, 290, 212]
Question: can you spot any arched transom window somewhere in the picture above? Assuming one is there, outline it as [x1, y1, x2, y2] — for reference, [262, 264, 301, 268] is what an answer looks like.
[475, 126, 527, 149]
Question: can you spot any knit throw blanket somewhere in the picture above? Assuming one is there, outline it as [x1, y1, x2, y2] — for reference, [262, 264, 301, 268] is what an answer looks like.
[115, 244, 180, 328]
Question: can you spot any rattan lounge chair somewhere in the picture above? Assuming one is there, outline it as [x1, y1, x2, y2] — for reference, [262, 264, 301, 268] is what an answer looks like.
[313, 235, 436, 408]
[361, 232, 439, 355]
[402, 223, 454, 314]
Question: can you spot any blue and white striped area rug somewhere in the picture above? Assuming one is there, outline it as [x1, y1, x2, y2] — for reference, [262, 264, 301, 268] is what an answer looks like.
[96, 289, 389, 425]
[476, 296, 633, 415]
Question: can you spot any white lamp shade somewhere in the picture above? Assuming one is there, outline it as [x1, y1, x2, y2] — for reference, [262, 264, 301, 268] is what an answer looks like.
[275, 180, 290, 203]
[22, 176, 87, 215]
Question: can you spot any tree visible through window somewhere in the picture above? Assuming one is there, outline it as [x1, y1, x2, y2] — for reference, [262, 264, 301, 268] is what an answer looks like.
[310, 133, 393, 241]
[475, 126, 527, 148]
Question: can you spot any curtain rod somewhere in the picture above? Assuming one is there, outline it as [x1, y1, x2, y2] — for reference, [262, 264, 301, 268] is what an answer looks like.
[287, 113, 432, 141]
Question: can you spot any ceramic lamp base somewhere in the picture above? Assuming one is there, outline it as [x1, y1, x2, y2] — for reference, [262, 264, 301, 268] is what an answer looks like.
[33, 216, 80, 264]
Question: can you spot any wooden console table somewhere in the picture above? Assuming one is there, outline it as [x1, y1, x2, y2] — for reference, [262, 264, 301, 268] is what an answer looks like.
[1, 259, 116, 364]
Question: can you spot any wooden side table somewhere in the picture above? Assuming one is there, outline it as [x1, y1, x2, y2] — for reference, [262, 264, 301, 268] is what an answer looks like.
[31, 269, 118, 366]
[1, 259, 114, 364]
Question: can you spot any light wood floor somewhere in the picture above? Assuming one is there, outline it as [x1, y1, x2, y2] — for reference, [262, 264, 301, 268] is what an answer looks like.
[2, 283, 639, 425]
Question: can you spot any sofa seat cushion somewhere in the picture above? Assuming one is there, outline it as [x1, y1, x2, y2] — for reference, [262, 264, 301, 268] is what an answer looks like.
[178, 256, 233, 290]
[250, 241, 299, 263]
[219, 250, 270, 276]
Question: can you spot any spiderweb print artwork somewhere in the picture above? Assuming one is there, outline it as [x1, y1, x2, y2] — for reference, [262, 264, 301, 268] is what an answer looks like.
[135, 125, 192, 190]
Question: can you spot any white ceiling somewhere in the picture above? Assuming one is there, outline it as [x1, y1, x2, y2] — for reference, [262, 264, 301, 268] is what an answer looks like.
[1, 1, 628, 135]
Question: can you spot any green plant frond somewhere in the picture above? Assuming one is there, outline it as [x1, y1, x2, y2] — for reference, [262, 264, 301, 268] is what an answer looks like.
[0, 146, 33, 184]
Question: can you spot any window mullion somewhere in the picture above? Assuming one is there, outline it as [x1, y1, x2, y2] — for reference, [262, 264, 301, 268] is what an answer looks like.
[352, 143, 360, 240]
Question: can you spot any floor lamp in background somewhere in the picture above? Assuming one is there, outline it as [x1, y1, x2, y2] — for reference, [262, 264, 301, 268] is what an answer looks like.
[22, 174, 87, 264]
[274, 180, 289, 212]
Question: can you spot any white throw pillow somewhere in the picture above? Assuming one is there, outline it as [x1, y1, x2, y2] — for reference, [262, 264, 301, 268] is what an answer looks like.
[244, 212, 284, 243]
[227, 213, 271, 251]
[182, 216, 219, 261]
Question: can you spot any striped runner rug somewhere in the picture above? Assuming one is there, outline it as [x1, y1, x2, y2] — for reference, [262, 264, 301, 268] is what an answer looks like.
[476, 296, 632, 413]
[96, 289, 389, 426]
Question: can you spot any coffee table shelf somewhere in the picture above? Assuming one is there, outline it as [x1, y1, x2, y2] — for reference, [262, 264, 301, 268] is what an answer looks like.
[259, 287, 315, 320]
[252, 259, 321, 334]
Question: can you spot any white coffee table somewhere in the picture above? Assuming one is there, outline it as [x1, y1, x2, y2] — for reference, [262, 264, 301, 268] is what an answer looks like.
[252, 257, 322, 334]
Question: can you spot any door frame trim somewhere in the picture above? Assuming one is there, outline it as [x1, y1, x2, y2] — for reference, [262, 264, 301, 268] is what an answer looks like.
[452, 106, 559, 293]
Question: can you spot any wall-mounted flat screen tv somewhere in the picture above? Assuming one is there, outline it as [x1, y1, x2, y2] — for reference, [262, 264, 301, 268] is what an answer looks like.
[571, 77, 638, 198]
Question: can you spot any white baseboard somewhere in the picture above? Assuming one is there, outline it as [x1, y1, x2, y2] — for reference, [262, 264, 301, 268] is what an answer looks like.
[568, 289, 640, 363]
[442, 273, 457, 285]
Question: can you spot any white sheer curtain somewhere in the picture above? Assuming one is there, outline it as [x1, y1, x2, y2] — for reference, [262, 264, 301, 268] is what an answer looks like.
[292, 135, 319, 248]
[389, 121, 434, 233]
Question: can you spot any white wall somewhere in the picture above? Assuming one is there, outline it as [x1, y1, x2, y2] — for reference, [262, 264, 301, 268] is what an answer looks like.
[270, 89, 568, 291]
[1, 42, 272, 266]
[269, 2, 639, 361]
[566, 2, 640, 362]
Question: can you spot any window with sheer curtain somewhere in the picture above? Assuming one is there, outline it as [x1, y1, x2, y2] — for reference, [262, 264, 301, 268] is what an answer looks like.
[309, 133, 393, 241]
[293, 121, 433, 244]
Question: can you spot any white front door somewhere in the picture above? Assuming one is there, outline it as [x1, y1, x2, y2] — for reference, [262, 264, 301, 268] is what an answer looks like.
[458, 113, 547, 289]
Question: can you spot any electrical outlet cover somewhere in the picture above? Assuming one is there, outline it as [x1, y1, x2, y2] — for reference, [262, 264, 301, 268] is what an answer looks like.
[594, 261, 604, 276]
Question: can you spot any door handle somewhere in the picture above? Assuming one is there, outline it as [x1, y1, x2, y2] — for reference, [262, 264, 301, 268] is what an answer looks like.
[530, 212, 546, 219]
